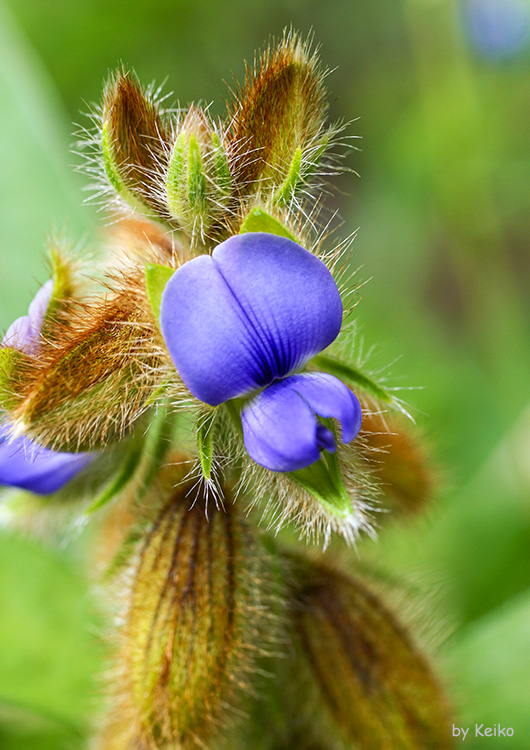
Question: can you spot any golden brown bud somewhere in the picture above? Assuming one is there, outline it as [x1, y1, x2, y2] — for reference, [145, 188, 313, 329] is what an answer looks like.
[102, 69, 169, 213]
[6, 276, 167, 452]
[227, 32, 328, 196]
[95, 480, 278, 749]
[359, 411, 434, 518]
[285, 555, 452, 750]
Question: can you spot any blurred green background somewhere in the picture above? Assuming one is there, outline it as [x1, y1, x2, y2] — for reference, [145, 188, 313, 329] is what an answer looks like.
[0, 0, 529, 747]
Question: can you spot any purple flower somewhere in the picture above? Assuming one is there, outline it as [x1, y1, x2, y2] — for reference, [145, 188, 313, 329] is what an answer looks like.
[0, 423, 93, 494]
[160, 232, 362, 472]
[2, 279, 54, 353]
[1, 282, 94, 495]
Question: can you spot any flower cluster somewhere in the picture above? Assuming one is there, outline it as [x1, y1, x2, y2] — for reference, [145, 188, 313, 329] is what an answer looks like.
[0, 32, 451, 750]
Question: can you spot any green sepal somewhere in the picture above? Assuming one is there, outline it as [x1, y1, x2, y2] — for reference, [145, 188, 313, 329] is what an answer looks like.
[211, 132, 232, 197]
[104, 519, 151, 579]
[84, 437, 145, 515]
[101, 120, 147, 213]
[240, 207, 296, 241]
[274, 146, 303, 206]
[187, 133, 207, 211]
[145, 263, 174, 322]
[223, 398, 244, 438]
[166, 132, 186, 218]
[301, 135, 329, 181]
[288, 428, 352, 521]
[85, 405, 177, 515]
[311, 353, 408, 414]
[42, 245, 78, 328]
[197, 408, 216, 480]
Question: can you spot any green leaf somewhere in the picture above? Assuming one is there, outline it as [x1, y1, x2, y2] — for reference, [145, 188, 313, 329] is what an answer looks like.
[239, 207, 296, 241]
[84, 437, 144, 515]
[197, 409, 216, 480]
[311, 353, 407, 413]
[0, 530, 104, 724]
[145, 263, 174, 322]
[289, 458, 352, 524]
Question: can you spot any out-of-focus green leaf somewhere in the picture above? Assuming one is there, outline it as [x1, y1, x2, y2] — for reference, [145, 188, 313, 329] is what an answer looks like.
[365, 404, 530, 625]
[0, 1, 94, 332]
[0, 699, 83, 750]
[448, 590, 530, 748]
[0, 529, 105, 725]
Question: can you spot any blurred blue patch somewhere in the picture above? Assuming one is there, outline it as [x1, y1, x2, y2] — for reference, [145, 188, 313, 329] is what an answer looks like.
[462, 0, 530, 58]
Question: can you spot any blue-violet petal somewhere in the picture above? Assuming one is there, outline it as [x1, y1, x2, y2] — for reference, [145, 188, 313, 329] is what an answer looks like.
[2, 280, 53, 353]
[160, 233, 343, 405]
[240, 372, 362, 472]
[0, 423, 94, 495]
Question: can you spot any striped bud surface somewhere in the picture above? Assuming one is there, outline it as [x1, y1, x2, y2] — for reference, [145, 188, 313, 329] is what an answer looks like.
[101, 485, 275, 749]
[287, 555, 452, 750]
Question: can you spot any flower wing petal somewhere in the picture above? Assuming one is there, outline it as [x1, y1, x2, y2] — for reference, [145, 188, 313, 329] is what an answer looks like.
[287, 372, 363, 443]
[241, 373, 362, 472]
[241, 378, 321, 472]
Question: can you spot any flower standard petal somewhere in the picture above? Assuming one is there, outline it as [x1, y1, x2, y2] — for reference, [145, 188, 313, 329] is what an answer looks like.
[212, 233, 343, 380]
[240, 373, 362, 472]
[160, 254, 266, 405]
[159, 233, 343, 406]
[0, 424, 93, 494]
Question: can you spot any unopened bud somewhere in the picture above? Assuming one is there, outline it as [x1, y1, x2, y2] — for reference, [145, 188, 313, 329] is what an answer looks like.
[228, 32, 329, 199]
[7, 284, 166, 452]
[358, 411, 434, 518]
[166, 108, 232, 238]
[98, 480, 276, 749]
[101, 70, 169, 214]
[287, 554, 452, 749]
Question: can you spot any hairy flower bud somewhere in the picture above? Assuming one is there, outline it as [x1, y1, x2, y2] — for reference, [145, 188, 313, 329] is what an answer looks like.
[95, 478, 278, 749]
[166, 108, 232, 238]
[284, 555, 452, 749]
[101, 69, 169, 214]
[359, 411, 434, 518]
[5, 278, 168, 452]
[227, 32, 329, 202]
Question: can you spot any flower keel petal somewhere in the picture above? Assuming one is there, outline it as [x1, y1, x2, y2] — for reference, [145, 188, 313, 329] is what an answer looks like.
[241, 373, 362, 472]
